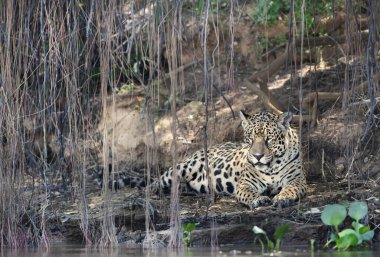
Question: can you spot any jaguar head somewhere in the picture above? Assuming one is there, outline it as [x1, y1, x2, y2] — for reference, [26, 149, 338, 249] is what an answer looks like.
[239, 110, 293, 170]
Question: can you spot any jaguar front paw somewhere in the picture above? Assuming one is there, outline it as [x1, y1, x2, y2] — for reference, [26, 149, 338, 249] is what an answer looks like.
[272, 184, 305, 208]
[249, 196, 272, 209]
[272, 193, 297, 208]
[272, 197, 293, 208]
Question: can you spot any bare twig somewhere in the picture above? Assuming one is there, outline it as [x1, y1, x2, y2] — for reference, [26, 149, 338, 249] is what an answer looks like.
[349, 97, 380, 107]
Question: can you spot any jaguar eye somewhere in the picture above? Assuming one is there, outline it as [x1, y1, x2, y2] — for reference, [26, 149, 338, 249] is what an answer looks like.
[264, 139, 269, 147]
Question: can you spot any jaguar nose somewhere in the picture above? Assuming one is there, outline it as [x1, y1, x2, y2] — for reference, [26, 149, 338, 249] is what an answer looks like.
[253, 154, 264, 161]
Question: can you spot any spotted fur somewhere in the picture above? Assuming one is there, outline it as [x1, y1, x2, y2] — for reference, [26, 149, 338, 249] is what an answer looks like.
[160, 110, 307, 208]
[96, 165, 150, 190]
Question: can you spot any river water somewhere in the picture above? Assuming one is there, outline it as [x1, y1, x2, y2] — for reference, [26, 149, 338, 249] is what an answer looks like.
[0, 244, 376, 257]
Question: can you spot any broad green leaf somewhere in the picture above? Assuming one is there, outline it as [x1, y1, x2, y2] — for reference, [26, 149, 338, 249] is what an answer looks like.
[359, 225, 371, 234]
[348, 201, 368, 221]
[338, 227, 372, 245]
[329, 232, 339, 242]
[338, 228, 357, 238]
[352, 221, 364, 231]
[336, 233, 359, 250]
[274, 224, 289, 240]
[183, 223, 196, 233]
[321, 204, 347, 226]
[360, 230, 374, 241]
[252, 226, 267, 236]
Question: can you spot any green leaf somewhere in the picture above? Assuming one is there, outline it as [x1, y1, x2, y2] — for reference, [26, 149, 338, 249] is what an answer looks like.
[267, 239, 275, 251]
[183, 223, 196, 233]
[359, 225, 370, 234]
[338, 228, 357, 238]
[183, 236, 191, 247]
[252, 226, 267, 236]
[321, 204, 347, 226]
[336, 233, 359, 250]
[329, 232, 339, 242]
[338, 227, 373, 245]
[360, 230, 374, 241]
[196, 0, 204, 16]
[274, 224, 289, 240]
[348, 201, 368, 221]
[352, 221, 364, 231]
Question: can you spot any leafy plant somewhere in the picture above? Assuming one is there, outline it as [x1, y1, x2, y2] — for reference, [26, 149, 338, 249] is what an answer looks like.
[321, 201, 374, 250]
[185, 0, 229, 16]
[252, 0, 334, 33]
[252, 224, 289, 252]
[253, 0, 284, 26]
[253, 226, 274, 252]
[310, 239, 315, 252]
[182, 222, 196, 247]
[274, 224, 289, 250]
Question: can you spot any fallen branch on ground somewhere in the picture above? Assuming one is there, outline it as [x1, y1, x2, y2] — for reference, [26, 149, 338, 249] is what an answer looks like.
[348, 97, 380, 107]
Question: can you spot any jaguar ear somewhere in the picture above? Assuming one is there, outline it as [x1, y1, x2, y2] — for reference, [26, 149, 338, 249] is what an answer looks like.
[278, 112, 293, 130]
[239, 110, 250, 129]
[239, 110, 250, 122]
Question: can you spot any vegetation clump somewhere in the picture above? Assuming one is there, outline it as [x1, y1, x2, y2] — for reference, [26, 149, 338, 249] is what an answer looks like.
[321, 201, 374, 250]
[182, 222, 197, 247]
[252, 224, 289, 252]
[252, 0, 334, 32]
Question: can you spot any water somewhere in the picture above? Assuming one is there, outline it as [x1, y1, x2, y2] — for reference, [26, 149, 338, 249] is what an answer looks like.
[0, 244, 376, 257]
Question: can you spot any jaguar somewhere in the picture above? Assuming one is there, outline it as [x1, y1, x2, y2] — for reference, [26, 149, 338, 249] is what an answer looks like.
[109, 110, 307, 208]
